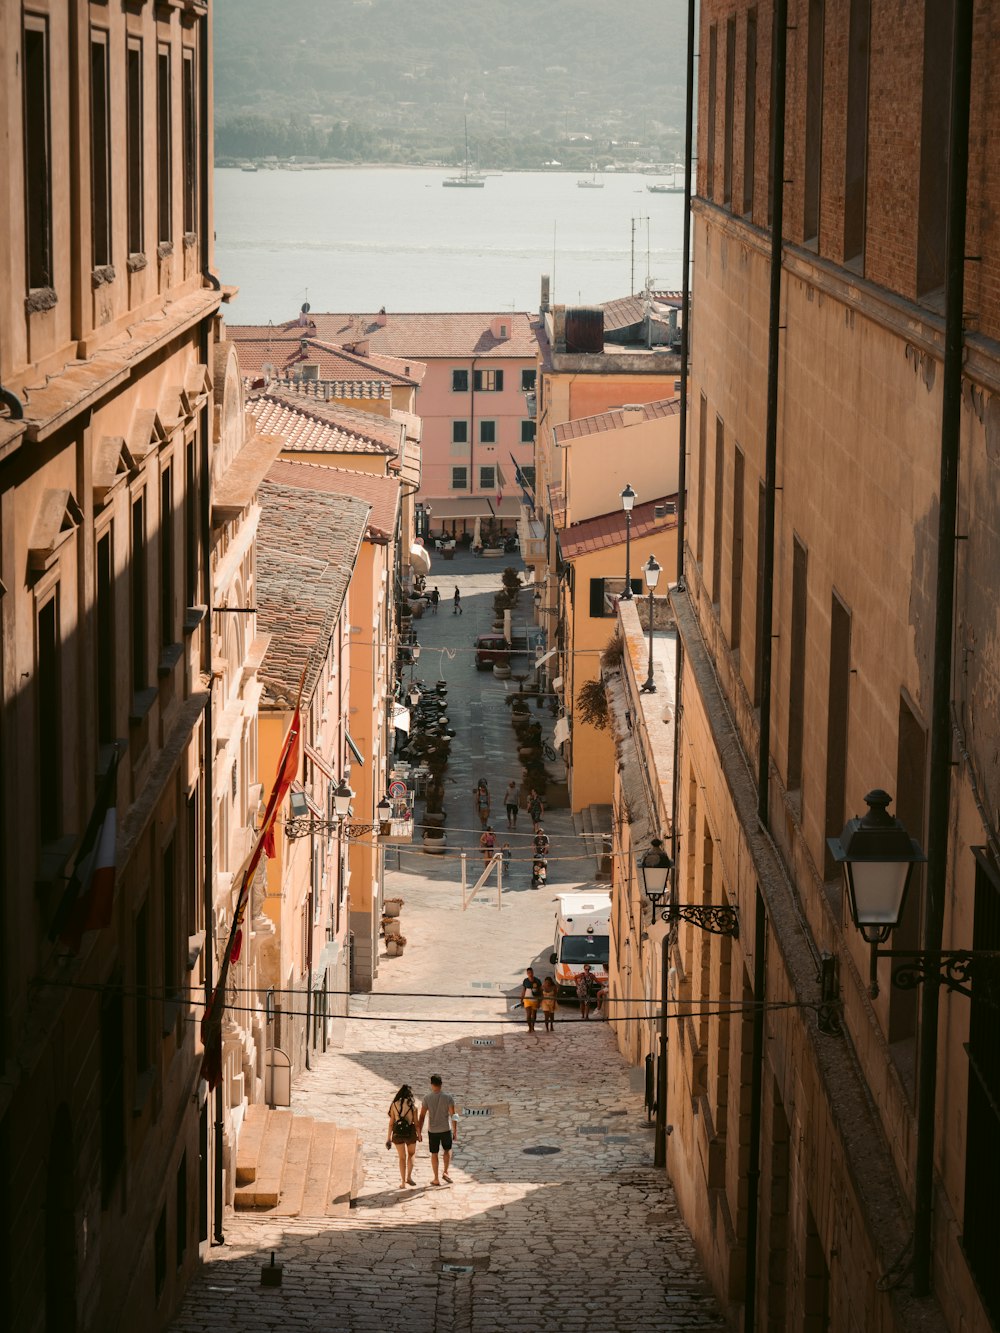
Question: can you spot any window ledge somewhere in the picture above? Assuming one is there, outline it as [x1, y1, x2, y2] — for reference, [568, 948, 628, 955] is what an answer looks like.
[184, 605, 207, 635]
[158, 642, 184, 678]
[127, 252, 148, 274]
[183, 231, 197, 249]
[25, 287, 57, 315]
[92, 265, 116, 288]
[157, 242, 174, 260]
[129, 686, 158, 725]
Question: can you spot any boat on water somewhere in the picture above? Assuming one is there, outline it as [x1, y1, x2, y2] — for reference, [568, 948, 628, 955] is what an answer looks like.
[647, 164, 684, 193]
[577, 165, 605, 189]
[443, 117, 486, 188]
[241, 162, 259, 173]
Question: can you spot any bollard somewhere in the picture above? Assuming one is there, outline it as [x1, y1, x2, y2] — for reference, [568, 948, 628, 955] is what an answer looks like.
[260, 1251, 282, 1287]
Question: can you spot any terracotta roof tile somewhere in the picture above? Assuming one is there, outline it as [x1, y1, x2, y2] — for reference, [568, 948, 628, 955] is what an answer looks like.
[601, 291, 683, 332]
[229, 332, 416, 387]
[256, 483, 370, 706]
[248, 393, 398, 455]
[553, 396, 681, 444]
[558, 495, 678, 560]
[229, 312, 538, 361]
[266, 459, 401, 543]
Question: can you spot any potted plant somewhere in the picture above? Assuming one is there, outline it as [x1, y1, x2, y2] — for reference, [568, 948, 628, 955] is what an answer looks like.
[382, 916, 402, 940]
[422, 826, 447, 855]
[501, 567, 522, 603]
[492, 592, 507, 630]
[493, 654, 512, 681]
[386, 934, 408, 956]
[383, 897, 404, 918]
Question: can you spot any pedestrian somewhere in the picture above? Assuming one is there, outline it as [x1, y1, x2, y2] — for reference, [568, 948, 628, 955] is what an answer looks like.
[541, 975, 558, 1032]
[528, 789, 544, 828]
[576, 963, 597, 1019]
[501, 842, 511, 878]
[480, 825, 497, 866]
[595, 977, 609, 1019]
[386, 1084, 419, 1188]
[474, 778, 490, 828]
[417, 1074, 458, 1185]
[430, 586, 440, 614]
[504, 779, 519, 828]
[533, 826, 549, 857]
[453, 586, 462, 615]
[520, 966, 542, 1033]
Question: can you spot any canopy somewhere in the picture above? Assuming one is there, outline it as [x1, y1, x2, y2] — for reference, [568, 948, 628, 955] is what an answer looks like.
[409, 542, 432, 575]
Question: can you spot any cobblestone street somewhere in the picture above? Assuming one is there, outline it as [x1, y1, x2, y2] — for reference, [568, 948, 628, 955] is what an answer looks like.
[170, 556, 723, 1333]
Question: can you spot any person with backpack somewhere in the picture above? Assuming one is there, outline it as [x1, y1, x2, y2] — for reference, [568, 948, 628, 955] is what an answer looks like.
[386, 1084, 420, 1188]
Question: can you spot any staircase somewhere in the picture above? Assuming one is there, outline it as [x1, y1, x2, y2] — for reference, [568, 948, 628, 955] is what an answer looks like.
[575, 804, 614, 880]
[234, 1105, 364, 1217]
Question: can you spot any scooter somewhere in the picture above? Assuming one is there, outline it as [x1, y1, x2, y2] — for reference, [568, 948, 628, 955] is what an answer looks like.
[531, 857, 548, 890]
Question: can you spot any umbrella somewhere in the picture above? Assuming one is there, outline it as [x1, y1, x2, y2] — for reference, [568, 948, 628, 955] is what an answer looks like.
[473, 516, 482, 549]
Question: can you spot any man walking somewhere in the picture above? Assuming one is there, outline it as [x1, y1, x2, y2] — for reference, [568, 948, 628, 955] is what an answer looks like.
[504, 779, 519, 829]
[418, 1074, 458, 1185]
[430, 586, 440, 614]
[453, 586, 462, 615]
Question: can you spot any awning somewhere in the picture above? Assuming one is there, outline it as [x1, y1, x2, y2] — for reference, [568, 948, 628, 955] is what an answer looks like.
[409, 542, 432, 575]
[553, 716, 570, 749]
[429, 495, 522, 520]
[392, 703, 411, 734]
[346, 730, 365, 766]
[305, 743, 334, 780]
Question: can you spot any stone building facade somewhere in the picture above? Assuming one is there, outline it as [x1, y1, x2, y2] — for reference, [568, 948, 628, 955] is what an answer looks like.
[625, 1, 1000, 1330]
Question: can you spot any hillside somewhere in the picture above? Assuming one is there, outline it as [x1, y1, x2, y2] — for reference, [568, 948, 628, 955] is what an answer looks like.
[214, 0, 687, 167]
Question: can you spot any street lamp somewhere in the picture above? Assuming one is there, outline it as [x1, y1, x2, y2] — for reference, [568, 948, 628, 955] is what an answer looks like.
[333, 780, 353, 819]
[827, 789, 925, 946]
[408, 684, 421, 708]
[286, 784, 396, 840]
[640, 554, 661, 693]
[620, 483, 636, 599]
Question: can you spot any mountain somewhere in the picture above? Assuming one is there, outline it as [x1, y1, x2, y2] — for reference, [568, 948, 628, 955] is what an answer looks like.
[213, 0, 688, 166]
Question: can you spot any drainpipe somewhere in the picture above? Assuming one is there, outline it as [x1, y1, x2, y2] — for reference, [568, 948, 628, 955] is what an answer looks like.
[196, 9, 225, 1248]
[744, 1, 789, 1328]
[0, 388, 24, 419]
[912, 0, 973, 1297]
[469, 358, 478, 533]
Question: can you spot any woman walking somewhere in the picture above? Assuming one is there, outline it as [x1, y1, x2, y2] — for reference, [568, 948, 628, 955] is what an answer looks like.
[386, 1084, 420, 1188]
[453, 586, 462, 615]
[541, 976, 558, 1032]
[474, 779, 491, 829]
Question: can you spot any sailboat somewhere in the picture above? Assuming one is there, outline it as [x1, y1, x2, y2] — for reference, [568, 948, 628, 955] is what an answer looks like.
[577, 164, 605, 189]
[443, 118, 486, 188]
[647, 163, 684, 194]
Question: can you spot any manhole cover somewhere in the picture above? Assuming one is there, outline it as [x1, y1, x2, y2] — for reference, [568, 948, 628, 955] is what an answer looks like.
[473, 1037, 496, 1047]
[440, 1264, 475, 1275]
[523, 1145, 561, 1155]
[606, 1135, 631, 1143]
[462, 1107, 493, 1117]
[577, 1125, 609, 1135]
[470, 981, 499, 989]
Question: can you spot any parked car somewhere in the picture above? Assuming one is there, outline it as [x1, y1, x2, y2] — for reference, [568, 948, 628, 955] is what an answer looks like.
[474, 634, 511, 670]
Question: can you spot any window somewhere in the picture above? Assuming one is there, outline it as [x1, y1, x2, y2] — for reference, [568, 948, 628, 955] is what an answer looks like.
[134, 898, 150, 1072]
[589, 577, 643, 618]
[162, 839, 178, 1014]
[160, 467, 174, 646]
[696, 394, 707, 562]
[521, 419, 536, 443]
[823, 594, 851, 880]
[479, 466, 495, 491]
[186, 791, 200, 958]
[157, 48, 172, 244]
[127, 42, 144, 255]
[730, 446, 745, 650]
[706, 24, 718, 200]
[521, 369, 536, 392]
[723, 17, 736, 207]
[843, 0, 871, 264]
[804, 0, 825, 244]
[182, 51, 197, 235]
[451, 369, 469, 392]
[753, 481, 766, 706]
[90, 35, 112, 267]
[479, 420, 496, 444]
[450, 467, 467, 490]
[767, 6, 777, 225]
[520, 464, 536, 490]
[132, 494, 148, 693]
[100, 978, 125, 1205]
[452, 420, 468, 444]
[743, 11, 757, 215]
[154, 1203, 167, 1301]
[916, 0, 955, 295]
[474, 369, 504, 392]
[37, 595, 61, 843]
[185, 440, 197, 605]
[787, 537, 808, 790]
[97, 531, 115, 745]
[176, 1153, 187, 1268]
[712, 416, 725, 603]
[23, 18, 52, 290]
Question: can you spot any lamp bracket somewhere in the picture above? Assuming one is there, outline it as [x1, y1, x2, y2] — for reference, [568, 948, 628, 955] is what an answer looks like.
[285, 818, 388, 841]
[875, 949, 1000, 1004]
[653, 902, 740, 938]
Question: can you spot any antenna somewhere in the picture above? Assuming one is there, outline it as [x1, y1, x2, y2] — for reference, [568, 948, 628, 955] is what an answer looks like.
[552, 221, 557, 305]
[630, 215, 649, 296]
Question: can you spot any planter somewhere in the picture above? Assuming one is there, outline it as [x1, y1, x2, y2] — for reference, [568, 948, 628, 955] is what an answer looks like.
[422, 811, 446, 828]
[382, 917, 402, 939]
[422, 830, 447, 855]
[383, 897, 404, 918]
[386, 937, 407, 956]
[442, 548, 455, 560]
[493, 663, 512, 680]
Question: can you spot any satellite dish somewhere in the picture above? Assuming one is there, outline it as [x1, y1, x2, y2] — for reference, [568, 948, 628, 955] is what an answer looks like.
[301, 301, 311, 314]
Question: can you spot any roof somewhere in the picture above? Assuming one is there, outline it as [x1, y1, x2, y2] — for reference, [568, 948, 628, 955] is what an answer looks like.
[553, 396, 681, 445]
[601, 291, 683, 333]
[558, 495, 678, 561]
[229, 312, 538, 361]
[266, 459, 401, 543]
[256, 483, 370, 706]
[229, 332, 417, 387]
[248, 393, 399, 456]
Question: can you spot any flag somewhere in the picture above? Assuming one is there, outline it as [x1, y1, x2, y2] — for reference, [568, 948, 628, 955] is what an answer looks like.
[200, 704, 301, 1089]
[495, 462, 506, 508]
[51, 747, 120, 952]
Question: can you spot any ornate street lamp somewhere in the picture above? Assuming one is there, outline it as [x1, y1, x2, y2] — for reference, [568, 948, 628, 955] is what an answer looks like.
[620, 483, 636, 600]
[640, 554, 661, 693]
[286, 783, 395, 841]
[641, 839, 739, 937]
[827, 789, 925, 945]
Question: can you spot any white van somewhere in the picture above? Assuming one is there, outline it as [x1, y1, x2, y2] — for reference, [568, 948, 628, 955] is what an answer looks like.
[549, 890, 611, 996]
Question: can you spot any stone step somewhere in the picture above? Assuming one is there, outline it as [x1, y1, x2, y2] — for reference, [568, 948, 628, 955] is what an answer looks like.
[234, 1102, 268, 1187]
[299, 1120, 337, 1217]
[234, 1108, 291, 1209]
[270, 1114, 314, 1217]
[328, 1127, 360, 1217]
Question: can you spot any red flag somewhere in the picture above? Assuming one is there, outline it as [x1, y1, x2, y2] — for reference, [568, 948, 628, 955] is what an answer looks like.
[52, 748, 120, 952]
[201, 706, 301, 1088]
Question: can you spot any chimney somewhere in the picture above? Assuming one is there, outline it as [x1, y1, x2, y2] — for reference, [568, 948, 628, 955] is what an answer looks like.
[540, 274, 551, 311]
[620, 404, 646, 426]
[375, 306, 387, 327]
[552, 304, 567, 350]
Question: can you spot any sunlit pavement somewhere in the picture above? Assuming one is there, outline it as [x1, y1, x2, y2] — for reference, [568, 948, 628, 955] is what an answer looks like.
[169, 556, 723, 1332]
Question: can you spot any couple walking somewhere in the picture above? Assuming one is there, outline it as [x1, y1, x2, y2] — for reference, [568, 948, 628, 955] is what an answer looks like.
[386, 1074, 458, 1189]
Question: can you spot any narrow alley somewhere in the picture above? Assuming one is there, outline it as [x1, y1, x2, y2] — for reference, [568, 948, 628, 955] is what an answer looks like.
[169, 556, 722, 1333]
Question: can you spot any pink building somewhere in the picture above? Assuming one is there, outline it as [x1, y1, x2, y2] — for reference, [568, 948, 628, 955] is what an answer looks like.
[235, 310, 539, 539]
